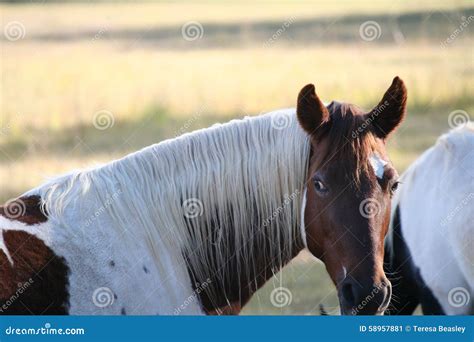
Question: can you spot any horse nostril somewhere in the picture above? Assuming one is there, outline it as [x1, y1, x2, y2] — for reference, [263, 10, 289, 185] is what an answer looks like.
[342, 282, 356, 306]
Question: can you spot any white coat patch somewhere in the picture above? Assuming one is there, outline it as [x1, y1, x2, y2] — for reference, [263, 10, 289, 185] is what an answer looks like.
[369, 154, 388, 179]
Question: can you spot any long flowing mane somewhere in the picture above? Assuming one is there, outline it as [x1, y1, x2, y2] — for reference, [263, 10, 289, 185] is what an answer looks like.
[38, 110, 311, 310]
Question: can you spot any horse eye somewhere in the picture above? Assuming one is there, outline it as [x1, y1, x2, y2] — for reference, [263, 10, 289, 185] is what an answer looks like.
[313, 179, 328, 194]
[391, 181, 400, 193]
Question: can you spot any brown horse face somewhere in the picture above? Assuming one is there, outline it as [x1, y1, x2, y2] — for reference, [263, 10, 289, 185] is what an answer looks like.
[296, 77, 407, 315]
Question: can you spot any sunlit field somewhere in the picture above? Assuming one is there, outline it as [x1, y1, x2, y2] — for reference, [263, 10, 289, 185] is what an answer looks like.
[1, 1, 473, 314]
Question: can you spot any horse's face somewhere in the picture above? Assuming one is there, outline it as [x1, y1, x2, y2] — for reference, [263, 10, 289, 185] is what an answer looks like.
[297, 77, 407, 315]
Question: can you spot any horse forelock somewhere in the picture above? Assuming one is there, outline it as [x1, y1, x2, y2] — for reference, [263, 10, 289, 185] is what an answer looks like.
[316, 101, 382, 187]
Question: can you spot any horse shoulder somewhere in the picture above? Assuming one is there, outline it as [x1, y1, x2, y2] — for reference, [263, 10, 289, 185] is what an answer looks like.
[0, 195, 70, 315]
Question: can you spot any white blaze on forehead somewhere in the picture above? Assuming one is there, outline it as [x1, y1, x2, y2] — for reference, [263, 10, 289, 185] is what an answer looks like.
[369, 153, 388, 179]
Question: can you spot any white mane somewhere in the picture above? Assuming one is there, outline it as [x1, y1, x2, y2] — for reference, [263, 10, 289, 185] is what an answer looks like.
[38, 109, 311, 305]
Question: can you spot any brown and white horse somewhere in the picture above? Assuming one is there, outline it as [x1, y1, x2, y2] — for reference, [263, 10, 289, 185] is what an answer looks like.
[0, 77, 406, 315]
[385, 123, 474, 315]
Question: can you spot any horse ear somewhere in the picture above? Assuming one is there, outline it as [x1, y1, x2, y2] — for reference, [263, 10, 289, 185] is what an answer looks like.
[369, 76, 407, 139]
[296, 84, 330, 135]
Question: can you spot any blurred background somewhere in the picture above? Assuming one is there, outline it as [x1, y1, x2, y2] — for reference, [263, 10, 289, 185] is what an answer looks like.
[1, 0, 473, 314]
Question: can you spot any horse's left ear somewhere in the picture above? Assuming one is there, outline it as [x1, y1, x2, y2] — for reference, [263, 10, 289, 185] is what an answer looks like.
[368, 76, 407, 139]
[296, 83, 330, 136]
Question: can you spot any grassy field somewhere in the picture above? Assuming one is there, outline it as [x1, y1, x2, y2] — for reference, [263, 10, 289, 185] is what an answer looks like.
[1, 1, 473, 314]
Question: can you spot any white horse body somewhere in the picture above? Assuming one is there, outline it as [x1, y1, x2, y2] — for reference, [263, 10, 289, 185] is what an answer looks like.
[0, 109, 310, 315]
[394, 123, 474, 314]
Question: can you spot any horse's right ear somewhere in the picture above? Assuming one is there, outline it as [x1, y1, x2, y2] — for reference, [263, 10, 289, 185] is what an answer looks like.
[296, 84, 330, 136]
[368, 76, 407, 139]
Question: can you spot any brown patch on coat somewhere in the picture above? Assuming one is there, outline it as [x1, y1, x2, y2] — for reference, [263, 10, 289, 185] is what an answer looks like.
[0, 195, 48, 225]
[0, 230, 69, 314]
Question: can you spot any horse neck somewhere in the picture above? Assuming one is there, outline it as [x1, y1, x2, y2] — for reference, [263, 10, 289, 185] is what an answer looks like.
[41, 110, 310, 314]
[176, 111, 310, 313]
